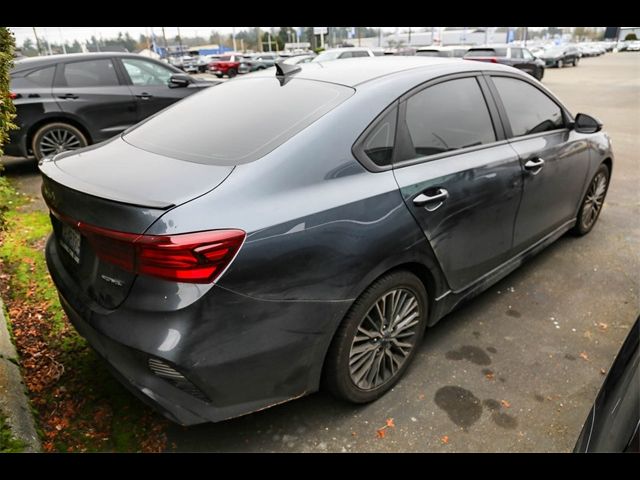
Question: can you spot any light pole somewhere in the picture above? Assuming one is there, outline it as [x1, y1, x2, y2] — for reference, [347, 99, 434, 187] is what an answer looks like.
[32, 27, 42, 55]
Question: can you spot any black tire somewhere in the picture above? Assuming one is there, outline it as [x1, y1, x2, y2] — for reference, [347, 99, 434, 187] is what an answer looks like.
[557, 59, 564, 68]
[31, 122, 88, 161]
[323, 270, 429, 403]
[215, 73, 223, 78]
[227, 68, 237, 78]
[572, 163, 610, 236]
[573, 57, 579, 66]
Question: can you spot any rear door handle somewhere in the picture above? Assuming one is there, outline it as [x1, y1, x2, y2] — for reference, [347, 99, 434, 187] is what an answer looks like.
[524, 157, 545, 173]
[136, 93, 153, 100]
[413, 188, 449, 211]
[57, 93, 78, 99]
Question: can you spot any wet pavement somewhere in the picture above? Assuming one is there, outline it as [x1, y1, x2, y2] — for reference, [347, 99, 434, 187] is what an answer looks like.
[2, 52, 638, 452]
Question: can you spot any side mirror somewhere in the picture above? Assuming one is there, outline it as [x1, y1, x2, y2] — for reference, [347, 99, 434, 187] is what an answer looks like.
[169, 73, 191, 88]
[573, 113, 602, 134]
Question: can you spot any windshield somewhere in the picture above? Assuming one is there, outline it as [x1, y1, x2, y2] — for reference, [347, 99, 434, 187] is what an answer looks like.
[124, 78, 354, 165]
[313, 51, 342, 62]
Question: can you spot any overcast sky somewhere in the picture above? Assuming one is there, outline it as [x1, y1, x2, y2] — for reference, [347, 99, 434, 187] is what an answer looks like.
[9, 27, 405, 46]
[8, 27, 549, 46]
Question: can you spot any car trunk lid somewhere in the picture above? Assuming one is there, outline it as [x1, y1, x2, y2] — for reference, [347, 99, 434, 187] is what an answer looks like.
[39, 136, 234, 309]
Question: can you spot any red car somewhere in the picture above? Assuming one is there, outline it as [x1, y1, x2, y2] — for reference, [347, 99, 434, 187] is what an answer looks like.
[209, 54, 244, 78]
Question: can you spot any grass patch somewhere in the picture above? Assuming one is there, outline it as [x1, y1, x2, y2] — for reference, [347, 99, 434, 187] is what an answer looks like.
[0, 410, 26, 453]
[0, 175, 168, 452]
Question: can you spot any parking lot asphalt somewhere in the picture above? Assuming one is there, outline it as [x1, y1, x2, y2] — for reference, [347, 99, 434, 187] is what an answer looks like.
[2, 53, 639, 452]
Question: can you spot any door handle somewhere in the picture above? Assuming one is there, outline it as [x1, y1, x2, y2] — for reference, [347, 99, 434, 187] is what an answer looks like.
[524, 157, 545, 173]
[413, 188, 449, 211]
[136, 93, 153, 100]
[57, 93, 78, 99]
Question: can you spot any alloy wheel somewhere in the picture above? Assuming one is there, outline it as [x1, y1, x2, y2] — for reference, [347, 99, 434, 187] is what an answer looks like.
[39, 128, 83, 157]
[581, 171, 608, 230]
[348, 288, 421, 391]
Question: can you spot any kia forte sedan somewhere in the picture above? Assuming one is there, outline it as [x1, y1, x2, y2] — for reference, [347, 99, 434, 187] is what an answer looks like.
[40, 57, 613, 425]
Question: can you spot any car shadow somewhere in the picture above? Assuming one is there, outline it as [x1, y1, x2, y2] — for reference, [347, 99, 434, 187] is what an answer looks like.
[0, 155, 39, 176]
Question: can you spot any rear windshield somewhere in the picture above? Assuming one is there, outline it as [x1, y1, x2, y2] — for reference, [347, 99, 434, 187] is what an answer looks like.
[466, 48, 507, 57]
[123, 77, 354, 165]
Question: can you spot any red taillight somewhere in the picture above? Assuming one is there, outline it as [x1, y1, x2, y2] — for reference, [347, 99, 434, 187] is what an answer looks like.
[9, 92, 18, 99]
[53, 211, 245, 283]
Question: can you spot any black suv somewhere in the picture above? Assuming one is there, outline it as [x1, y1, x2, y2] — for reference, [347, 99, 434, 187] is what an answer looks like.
[7, 52, 219, 160]
[464, 45, 545, 80]
[537, 45, 581, 68]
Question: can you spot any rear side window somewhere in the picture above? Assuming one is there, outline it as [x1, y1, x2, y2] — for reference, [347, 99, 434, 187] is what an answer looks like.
[510, 48, 523, 59]
[24, 66, 55, 87]
[124, 78, 354, 165]
[360, 106, 397, 167]
[62, 59, 119, 87]
[416, 51, 439, 57]
[339, 52, 353, 59]
[466, 49, 497, 57]
[398, 77, 496, 161]
[351, 51, 370, 58]
[492, 77, 564, 137]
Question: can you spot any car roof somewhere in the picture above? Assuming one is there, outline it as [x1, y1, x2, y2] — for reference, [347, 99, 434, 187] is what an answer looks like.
[417, 45, 468, 51]
[241, 55, 518, 88]
[12, 52, 156, 72]
[320, 47, 372, 53]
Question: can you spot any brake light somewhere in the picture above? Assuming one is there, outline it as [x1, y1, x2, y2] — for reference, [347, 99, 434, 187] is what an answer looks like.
[53, 211, 245, 283]
[9, 92, 18, 99]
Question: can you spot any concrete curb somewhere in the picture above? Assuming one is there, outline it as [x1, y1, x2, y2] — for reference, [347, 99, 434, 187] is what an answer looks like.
[0, 297, 41, 452]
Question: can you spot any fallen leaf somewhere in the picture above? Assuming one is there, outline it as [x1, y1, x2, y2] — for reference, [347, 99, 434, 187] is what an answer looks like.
[376, 428, 386, 439]
[351, 431, 357, 437]
[579, 352, 589, 361]
[600, 368, 606, 375]
[597, 323, 608, 331]
[484, 371, 495, 380]
[418, 394, 425, 400]
[501, 400, 511, 408]
[441, 435, 449, 444]
[386, 418, 395, 428]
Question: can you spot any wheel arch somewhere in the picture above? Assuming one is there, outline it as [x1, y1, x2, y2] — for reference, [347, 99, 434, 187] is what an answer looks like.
[27, 115, 93, 154]
[317, 260, 444, 390]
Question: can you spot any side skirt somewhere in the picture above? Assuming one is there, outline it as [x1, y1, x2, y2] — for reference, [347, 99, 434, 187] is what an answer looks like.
[428, 218, 576, 326]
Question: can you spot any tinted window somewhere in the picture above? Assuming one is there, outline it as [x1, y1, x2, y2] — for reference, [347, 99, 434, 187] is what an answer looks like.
[63, 59, 119, 87]
[351, 51, 370, 58]
[124, 78, 354, 165]
[400, 77, 496, 160]
[24, 66, 55, 87]
[122, 58, 173, 86]
[416, 51, 439, 57]
[466, 48, 507, 57]
[510, 48, 523, 59]
[361, 107, 397, 167]
[492, 77, 564, 137]
[339, 51, 353, 59]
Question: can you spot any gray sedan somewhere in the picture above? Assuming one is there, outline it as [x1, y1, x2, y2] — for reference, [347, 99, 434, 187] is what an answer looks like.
[40, 57, 613, 425]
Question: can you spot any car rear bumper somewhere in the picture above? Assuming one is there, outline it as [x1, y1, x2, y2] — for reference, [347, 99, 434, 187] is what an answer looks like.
[45, 234, 349, 425]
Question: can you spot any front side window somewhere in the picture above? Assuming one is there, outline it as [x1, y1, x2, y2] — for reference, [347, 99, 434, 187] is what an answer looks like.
[122, 58, 173, 86]
[492, 76, 564, 137]
[339, 52, 353, 59]
[62, 59, 119, 87]
[351, 51, 370, 58]
[399, 77, 496, 161]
